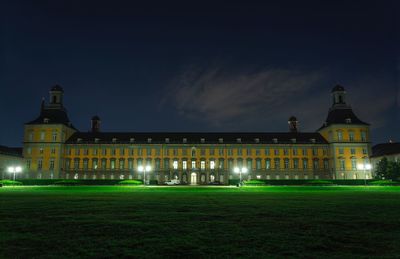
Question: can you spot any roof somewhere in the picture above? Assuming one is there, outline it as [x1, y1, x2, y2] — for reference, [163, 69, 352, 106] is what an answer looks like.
[0, 145, 23, 157]
[66, 132, 328, 145]
[319, 108, 369, 130]
[25, 107, 76, 129]
[331, 85, 345, 92]
[371, 142, 400, 157]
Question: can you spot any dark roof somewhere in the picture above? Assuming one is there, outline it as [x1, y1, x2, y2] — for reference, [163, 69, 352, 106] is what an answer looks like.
[288, 116, 297, 121]
[371, 143, 400, 157]
[91, 115, 100, 120]
[319, 108, 369, 130]
[51, 85, 64, 92]
[0, 145, 23, 157]
[25, 107, 76, 129]
[331, 85, 345, 92]
[66, 132, 328, 144]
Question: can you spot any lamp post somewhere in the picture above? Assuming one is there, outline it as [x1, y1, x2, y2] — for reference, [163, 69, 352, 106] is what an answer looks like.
[234, 167, 248, 186]
[138, 165, 151, 185]
[7, 166, 22, 181]
[357, 163, 372, 186]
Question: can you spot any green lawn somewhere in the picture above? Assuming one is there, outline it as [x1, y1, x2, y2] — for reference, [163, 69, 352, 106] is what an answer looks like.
[1, 186, 399, 258]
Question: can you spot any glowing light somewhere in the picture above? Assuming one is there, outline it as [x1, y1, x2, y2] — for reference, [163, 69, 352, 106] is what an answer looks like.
[234, 167, 240, 173]
[138, 165, 144, 172]
[242, 167, 248, 173]
[7, 167, 13, 173]
[145, 165, 151, 171]
[15, 166, 22, 173]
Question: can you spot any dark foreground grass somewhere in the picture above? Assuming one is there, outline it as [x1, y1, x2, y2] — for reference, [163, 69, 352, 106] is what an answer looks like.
[1, 186, 400, 258]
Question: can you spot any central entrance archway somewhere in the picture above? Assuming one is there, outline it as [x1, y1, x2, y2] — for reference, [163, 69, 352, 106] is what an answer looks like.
[190, 172, 197, 185]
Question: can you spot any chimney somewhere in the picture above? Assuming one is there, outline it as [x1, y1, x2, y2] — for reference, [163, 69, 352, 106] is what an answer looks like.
[91, 115, 101, 133]
[288, 116, 299, 133]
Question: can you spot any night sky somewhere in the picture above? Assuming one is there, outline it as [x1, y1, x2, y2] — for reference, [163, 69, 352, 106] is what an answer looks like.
[1, 0, 398, 147]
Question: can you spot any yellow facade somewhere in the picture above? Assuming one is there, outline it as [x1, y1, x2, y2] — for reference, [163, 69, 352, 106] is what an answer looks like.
[22, 84, 372, 183]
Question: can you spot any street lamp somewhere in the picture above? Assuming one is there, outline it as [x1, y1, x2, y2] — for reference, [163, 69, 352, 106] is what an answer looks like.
[234, 167, 248, 186]
[8, 166, 22, 181]
[357, 163, 372, 186]
[138, 165, 151, 185]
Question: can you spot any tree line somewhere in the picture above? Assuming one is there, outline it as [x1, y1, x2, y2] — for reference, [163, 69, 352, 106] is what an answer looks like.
[375, 157, 400, 181]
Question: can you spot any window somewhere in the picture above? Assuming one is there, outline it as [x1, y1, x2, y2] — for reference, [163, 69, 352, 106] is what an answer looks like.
[39, 148, 44, 154]
[155, 159, 160, 170]
[361, 131, 367, 142]
[247, 160, 252, 171]
[27, 148, 32, 155]
[120, 148, 125, 156]
[256, 159, 261, 170]
[93, 149, 98, 156]
[52, 131, 57, 141]
[323, 159, 329, 170]
[111, 148, 116, 156]
[312, 148, 318, 156]
[74, 158, 80, 170]
[93, 159, 98, 170]
[101, 159, 107, 169]
[237, 149, 242, 156]
[119, 159, 125, 170]
[129, 148, 134, 156]
[191, 149, 196, 157]
[29, 132, 33, 141]
[138, 148, 143, 156]
[228, 159, 233, 170]
[110, 160, 116, 170]
[246, 148, 251, 156]
[128, 159, 133, 170]
[83, 159, 88, 170]
[337, 131, 343, 141]
[191, 160, 196, 169]
[173, 160, 178, 170]
[283, 149, 289, 156]
[210, 160, 215, 170]
[350, 148, 356, 155]
[293, 159, 299, 169]
[274, 158, 280, 169]
[339, 159, 345, 170]
[40, 131, 45, 141]
[200, 149, 205, 156]
[38, 159, 43, 170]
[313, 159, 319, 170]
[26, 160, 31, 169]
[264, 148, 270, 156]
[302, 159, 308, 170]
[274, 149, 279, 156]
[49, 159, 55, 170]
[173, 148, 178, 156]
[84, 149, 89, 156]
[65, 159, 71, 170]
[209, 149, 215, 156]
[147, 148, 152, 156]
[200, 161, 205, 170]
[284, 158, 289, 169]
[302, 148, 307, 156]
[349, 132, 354, 141]
[338, 148, 344, 155]
[255, 149, 261, 156]
[102, 148, 107, 156]
[218, 159, 224, 169]
[293, 148, 298, 156]
[362, 148, 368, 155]
[182, 161, 187, 170]
[155, 148, 161, 156]
[265, 159, 271, 169]
[351, 158, 357, 170]
[227, 149, 233, 156]
[219, 148, 224, 156]
[75, 148, 80, 155]
[164, 159, 169, 169]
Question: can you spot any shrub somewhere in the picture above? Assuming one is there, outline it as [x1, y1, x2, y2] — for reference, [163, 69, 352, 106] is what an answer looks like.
[369, 180, 400, 186]
[243, 180, 266, 186]
[149, 180, 158, 185]
[54, 180, 81, 186]
[118, 180, 143, 185]
[305, 180, 334, 186]
[0, 180, 23, 186]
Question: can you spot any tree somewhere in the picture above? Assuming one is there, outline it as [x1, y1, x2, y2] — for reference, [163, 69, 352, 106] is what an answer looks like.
[375, 157, 400, 181]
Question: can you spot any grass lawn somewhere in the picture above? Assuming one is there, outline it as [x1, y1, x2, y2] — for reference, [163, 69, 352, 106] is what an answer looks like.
[1, 186, 400, 258]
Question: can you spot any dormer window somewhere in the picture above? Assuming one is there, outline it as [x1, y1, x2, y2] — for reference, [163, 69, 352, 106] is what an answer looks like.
[236, 138, 241, 143]
[95, 138, 100, 143]
[345, 118, 352, 124]
[310, 138, 316, 143]
[165, 138, 170, 143]
[254, 138, 260, 143]
[183, 138, 187, 143]
[147, 138, 152, 143]
[200, 138, 205, 143]
[272, 138, 278, 143]
[291, 138, 296, 143]
[77, 138, 82, 143]
[112, 138, 117, 143]
[43, 118, 49, 123]
[218, 138, 223, 143]
[130, 138, 135, 143]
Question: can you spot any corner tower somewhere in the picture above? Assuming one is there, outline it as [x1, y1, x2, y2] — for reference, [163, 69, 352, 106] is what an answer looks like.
[23, 85, 77, 179]
[318, 85, 371, 180]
